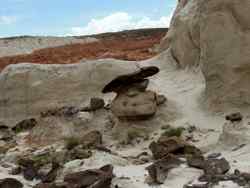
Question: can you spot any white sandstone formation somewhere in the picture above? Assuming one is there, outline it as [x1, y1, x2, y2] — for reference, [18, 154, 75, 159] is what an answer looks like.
[160, 0, 250, 108]
[0, 60, 139, 125]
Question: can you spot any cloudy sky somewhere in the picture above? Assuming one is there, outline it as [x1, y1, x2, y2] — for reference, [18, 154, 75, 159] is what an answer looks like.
[0, 0, 177, 37]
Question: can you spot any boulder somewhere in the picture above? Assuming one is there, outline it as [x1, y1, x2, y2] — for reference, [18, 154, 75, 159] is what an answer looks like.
[64, 164, 114, 188]
[0, 178, 23, 188]
[12, 118, 37, 133]
[81, 97, 105, 112]
[111, 89, 158, 121]
[149, 136, 201, 160]
[146, 154, 182, 184]
[34, 183, 67, 188]
[225, 112, 243, 122]
[149, 136, 186, 159]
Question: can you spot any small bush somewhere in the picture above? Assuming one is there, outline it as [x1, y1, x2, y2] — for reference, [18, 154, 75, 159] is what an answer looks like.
[65, 137, 80, 150]
[162, 127, 185, 137]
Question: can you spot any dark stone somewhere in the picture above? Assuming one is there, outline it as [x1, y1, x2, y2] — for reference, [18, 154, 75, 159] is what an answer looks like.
[34, 183, 67, 188]
[41, 106, 79, 118]
[68, 146, 92, 160]
[12, 118, 37, 133]
[64, 164, 114, 188]
[203, 158, 230, 176]
[156, 94, 167, 105]
[207, 153, 221, 159]
[40, 161, 60, 183]
[187, 154, 205, 169]
[225, 112, 243, 122]
[90, 98, 105, 111]
[149, 136, 201, 160]
[102, 66, 159, 93]
[0, 178, 23, 188]
[81, 98, 105, 112]
[149, 136, 185, 159]
[146, 154, 182, 184]
[23, 163, 38, 181]
[9, 166, 22, 175]
[17, 157, 38, 181]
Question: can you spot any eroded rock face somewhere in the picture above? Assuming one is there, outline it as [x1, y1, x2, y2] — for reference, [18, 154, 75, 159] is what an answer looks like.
[161, 0, 250, 106]
[0, 60, 139, 125]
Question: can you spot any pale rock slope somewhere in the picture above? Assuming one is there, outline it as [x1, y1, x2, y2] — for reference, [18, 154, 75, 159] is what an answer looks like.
[160, 0, 250, 109]
[0, 36, 98, 57]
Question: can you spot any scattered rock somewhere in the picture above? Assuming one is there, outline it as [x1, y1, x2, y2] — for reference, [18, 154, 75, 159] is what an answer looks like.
[0, 125, 14, 141]
[17, 157, 38, 181]
[149, 136, 201, 160]
[199, 158, 230, 183]
[40, 161, 60, 183]
[156, 94, 167, 105]
[68, 146, 92, 160]
[12, 118, 37, 133]
[225, 112, 243, 122]
[207, 153, 221, 159]
[81, 98, 105, 112]
[146, 154, 182, 184]
[9, 166, 22, 175]
[64, 164, 114, 188]
[0, 178, 23, 188]
[34, 182, 67, 188]
[41, 106, 79, 118]
[149, 136, 185, 159]
[187, 154, 205, 169]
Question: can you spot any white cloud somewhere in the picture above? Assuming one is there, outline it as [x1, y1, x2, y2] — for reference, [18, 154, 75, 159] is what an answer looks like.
[69, 12, 172, 36]
[0, 16, 17, 25]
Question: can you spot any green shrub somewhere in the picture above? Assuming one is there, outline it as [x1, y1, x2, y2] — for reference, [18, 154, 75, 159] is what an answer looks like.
[162, 127, 185, 137]
[65, 137, 80, 150]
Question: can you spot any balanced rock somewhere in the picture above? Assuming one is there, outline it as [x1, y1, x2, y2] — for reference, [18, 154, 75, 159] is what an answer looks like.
[103, 66, 160, 121]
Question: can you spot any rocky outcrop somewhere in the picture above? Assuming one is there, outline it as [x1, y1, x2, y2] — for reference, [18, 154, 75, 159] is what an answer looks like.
[0, 60, 139, 125]
[160, 0, 250, 107]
